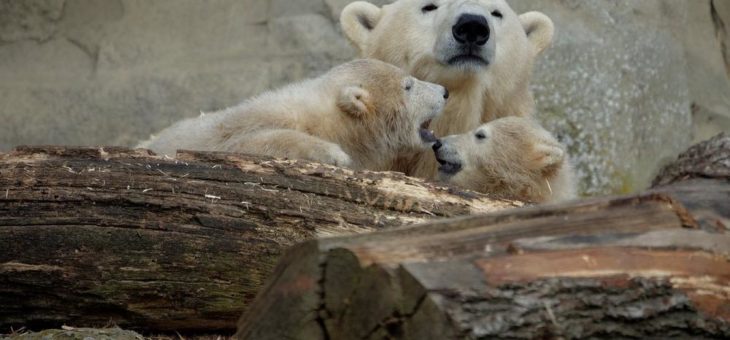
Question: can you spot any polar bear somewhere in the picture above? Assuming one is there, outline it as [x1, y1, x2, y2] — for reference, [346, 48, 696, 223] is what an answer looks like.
[341, 0, 554, 178]
[432, 117, 576, 203]
[139, 59, 448, 171]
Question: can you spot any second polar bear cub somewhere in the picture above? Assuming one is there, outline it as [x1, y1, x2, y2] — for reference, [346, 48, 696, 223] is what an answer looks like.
[433, 117, 576, 203]
[141, 59, 448, 171]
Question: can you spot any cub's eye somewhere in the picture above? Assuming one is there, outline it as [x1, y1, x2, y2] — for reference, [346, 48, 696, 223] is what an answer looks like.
[422, 4, 438, 13]
[475, 131, 487, 140]
[491, 10, 503, 19]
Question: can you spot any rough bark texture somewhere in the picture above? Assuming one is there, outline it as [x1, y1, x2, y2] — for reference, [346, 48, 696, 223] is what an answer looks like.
[3, 327, 145, 340]
[236, 134, 730, 340]
[0, 146, 518, 333]
[652, 132, 729, 187]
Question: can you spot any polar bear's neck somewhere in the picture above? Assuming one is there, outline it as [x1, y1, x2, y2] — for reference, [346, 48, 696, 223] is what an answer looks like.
[429, 77, 483, 136]
[313, 115, 397, 171]
[484, 158, 575, 204]
[423, 75, 535, 139]
[481, 77, 535, 123]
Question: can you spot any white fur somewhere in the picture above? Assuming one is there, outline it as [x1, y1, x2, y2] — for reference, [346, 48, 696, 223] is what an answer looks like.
[434, 117, 577, 203]
[139, 59, 447, 171]
[341, 0, 554, 178]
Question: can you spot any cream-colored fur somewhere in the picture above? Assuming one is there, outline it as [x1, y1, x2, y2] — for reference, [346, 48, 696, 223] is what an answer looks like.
[341, 0, 554, 178]
[434, 117, 576, 203]
[139, 59, 447, 171]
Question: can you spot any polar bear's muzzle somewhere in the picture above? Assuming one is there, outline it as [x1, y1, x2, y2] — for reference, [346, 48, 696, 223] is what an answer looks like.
[453, 14, 490, 47]
[438, 11, 496, 69]
[432, 140, 463, 175]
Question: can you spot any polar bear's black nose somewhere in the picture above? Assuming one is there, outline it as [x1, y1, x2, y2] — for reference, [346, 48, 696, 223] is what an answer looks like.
[453, 14, 490, 46]
[443, 88, 449, 99]
[432, 140, 443, 151]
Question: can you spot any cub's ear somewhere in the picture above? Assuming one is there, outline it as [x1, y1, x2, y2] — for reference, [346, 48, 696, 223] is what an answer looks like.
[519, 12, 554, 56]
[337, 86, 373, 118]
[340, 2, 383, 51]
[530, 143, 564, 173]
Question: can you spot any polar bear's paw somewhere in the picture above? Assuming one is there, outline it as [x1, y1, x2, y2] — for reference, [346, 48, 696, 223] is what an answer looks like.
[303, 143, 353, 168]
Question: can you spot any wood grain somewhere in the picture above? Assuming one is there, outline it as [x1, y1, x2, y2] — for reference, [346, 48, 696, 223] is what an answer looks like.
[236, 133, 730, 340]
[0, 146, 517, 333]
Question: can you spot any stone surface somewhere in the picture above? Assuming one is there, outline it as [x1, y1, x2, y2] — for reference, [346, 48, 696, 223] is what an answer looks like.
[0, 0, 65, 43]
[324, 0, 392, 21]
[684, 0, 730, 144]
[0, 0, 728, 196]
[511, 0, 693, 195]
[0, 0, 346, 150]
[508, 0, 730, 194]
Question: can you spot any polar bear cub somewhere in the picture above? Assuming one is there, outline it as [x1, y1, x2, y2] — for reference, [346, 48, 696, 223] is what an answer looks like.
[433, 117, 576, 203]
[140, 59, 448, 171]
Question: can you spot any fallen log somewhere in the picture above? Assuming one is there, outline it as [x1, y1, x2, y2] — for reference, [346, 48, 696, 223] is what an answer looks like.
[0, 146, 519, 333]
[236, 133, 730, 339]
[3, 327, 145, 340]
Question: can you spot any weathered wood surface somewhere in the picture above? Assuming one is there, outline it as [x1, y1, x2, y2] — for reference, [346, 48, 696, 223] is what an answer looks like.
[652, 132, 729, 187]
[0, 146, 519, 333]
[236, 134, 730, 340]
[651, 132, 729, 232]
[2, 327, 145, 340]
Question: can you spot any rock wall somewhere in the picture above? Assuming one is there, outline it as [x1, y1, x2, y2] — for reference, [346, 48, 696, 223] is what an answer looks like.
[515, 0, 730, 194]
[0, 0, 727, 195]
[0, 0, 361, 149]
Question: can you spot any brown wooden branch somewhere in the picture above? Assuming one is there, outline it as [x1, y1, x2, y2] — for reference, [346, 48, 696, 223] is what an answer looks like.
[0, 146, 518, 333]
[236, 134, 730, 340]
[652, 132, 729, 187]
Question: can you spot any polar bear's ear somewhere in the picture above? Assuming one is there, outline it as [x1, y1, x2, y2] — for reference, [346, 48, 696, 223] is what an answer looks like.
[530, 143, 564, 173]
[340, 2, 383, 49]
[338, 86, 373, 118]
[519, 12, 555, 56]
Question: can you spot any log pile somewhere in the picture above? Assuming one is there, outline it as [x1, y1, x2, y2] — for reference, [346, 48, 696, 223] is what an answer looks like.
[1, 133, 728, 338]
[0, 146, 518, 333]
[235, 133, 730, 339]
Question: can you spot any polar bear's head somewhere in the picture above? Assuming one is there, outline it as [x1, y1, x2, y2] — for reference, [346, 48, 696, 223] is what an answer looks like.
[432, 116, 571, 202]
[341, 0, 553, 92]
[331, 59, 448, 154]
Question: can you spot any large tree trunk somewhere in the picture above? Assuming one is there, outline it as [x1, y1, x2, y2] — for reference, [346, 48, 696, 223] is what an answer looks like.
[235, 133, 730, 340]
[0, 146, 518, 333]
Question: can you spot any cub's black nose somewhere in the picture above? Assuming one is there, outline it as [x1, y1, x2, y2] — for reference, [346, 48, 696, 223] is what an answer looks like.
[432, 140, 442, 151]
[443, 88, 449, 99]
[452, 14, 490, 46]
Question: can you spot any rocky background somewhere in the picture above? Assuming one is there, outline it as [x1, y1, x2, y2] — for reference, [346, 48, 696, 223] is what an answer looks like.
[0, 0, 728, 196]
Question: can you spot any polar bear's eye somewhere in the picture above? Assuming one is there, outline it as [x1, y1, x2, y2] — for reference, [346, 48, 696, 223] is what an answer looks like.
[491, 10, 503, 19]
[475, 131, 487, 140]
[421, 4, 438, 13]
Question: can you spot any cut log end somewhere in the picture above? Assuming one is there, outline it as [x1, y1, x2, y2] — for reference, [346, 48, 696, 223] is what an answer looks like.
[236, 133, 730, 339]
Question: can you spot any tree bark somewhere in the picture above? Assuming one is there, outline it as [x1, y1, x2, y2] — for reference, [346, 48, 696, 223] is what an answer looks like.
[652, 132, 729, 187]
[235, 134, 730, 340]
[0, 146, 518, 333]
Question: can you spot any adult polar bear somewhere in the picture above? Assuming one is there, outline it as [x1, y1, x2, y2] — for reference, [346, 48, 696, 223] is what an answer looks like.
[341, 0, 554, 178]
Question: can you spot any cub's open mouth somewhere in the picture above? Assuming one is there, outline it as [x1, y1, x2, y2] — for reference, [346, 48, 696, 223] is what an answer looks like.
[436, 157, 462, 175]
[419, 119, 437, 143]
